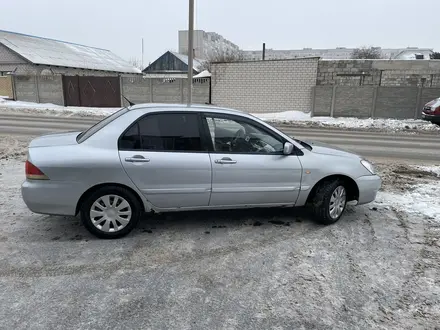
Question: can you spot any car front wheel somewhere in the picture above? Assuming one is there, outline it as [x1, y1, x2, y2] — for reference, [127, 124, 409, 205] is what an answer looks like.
[311, 179, 347, 225]
[81, 186, 142, 239]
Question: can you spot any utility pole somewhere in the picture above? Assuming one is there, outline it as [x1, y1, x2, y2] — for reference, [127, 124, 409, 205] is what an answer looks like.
[141, 38, 144, 69]
[187, 0, 194, 106]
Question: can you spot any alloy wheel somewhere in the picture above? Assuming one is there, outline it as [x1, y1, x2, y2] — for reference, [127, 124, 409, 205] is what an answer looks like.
[329, 186, 346, 219]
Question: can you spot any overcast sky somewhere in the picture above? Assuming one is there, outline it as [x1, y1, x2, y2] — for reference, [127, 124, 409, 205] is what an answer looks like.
[2, 0, 439, 65]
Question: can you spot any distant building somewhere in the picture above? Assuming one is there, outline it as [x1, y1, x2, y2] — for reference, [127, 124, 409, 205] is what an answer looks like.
[143, 51, 204, 75]
[242, 47, 434, 61]
[0, 29, 141, 76]
[178, 30, 240, 60]
[0, 30, 141, 107]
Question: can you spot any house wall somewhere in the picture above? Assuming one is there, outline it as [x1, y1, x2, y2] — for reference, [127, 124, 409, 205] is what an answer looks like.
[144, 52, 190, 73]
[317, 60, 440, 87]
[211, 58, 319, 113]
[0, 42, 138, 76]
[0, 43, 26, 65]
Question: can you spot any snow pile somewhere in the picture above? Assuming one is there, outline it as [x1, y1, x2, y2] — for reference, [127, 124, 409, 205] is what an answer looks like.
[256, 110, 440, 132]
[376, 165, 440, 222]
[0, 97, 118, 117]
[377, 183, 440, 221]
[412, 165, 440, 177]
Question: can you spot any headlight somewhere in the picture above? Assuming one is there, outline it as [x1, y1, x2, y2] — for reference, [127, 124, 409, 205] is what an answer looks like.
[361, 160, 375, 175]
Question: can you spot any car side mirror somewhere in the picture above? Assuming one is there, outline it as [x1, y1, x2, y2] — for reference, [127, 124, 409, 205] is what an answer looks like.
[283, 142, 294, 155]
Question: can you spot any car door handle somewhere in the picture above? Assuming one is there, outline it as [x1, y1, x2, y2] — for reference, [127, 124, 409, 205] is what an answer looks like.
[125, 156, 150, 163]
[215, 157, 237, 164]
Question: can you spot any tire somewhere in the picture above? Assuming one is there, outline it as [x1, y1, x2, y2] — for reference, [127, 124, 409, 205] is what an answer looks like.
[311, 179, 347, 225]
[80, 186, 142, 239]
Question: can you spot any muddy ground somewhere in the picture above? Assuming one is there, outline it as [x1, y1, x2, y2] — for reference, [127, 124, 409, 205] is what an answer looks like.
[0, 136, 439, 329]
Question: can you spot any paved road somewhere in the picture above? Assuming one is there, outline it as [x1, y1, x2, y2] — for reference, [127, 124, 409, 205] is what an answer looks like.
[1, 113, 439, 163]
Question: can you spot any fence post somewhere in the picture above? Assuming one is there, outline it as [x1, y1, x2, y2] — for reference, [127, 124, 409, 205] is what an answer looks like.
[58, 75, 65, 106]
[310, 86, 316, 117]
[35, 75, 40, 103]
[180, 79, 184, 103]
[208, 77, 212, 104]
[149, 78, 153, 103]
[119, 75, 124, 106]
[330, 85, 337, 117]
[414, 87, 422, 119]
[11, 75, 17, 100]
[371, 87, 378, 118]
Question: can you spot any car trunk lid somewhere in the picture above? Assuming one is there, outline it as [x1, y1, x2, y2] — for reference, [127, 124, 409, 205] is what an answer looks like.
[29, 131, 81, 148]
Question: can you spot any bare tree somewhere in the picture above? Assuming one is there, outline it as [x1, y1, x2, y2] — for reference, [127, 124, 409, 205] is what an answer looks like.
[430, 52, 440, 59]
[351, 46, 384, 59]
[198, 48, 244, 71]
[128, 57, 144, 70]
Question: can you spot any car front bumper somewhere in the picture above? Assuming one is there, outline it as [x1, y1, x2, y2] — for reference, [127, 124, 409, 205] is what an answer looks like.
[421, 112, 440, 123]
[21, 179, 84, 216]
[356, 175, 382, 205]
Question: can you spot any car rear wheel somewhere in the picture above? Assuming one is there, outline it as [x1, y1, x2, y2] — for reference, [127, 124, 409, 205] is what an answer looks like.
[311, 179, 347, 225]
[81, 186, 141, 239]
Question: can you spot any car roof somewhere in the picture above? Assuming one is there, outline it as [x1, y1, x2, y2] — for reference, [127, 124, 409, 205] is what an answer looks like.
[128, 103, 246, 116]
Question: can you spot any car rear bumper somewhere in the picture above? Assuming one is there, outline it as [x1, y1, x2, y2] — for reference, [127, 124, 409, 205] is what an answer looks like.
[421, 112, 440, 123]
[356, 175, 381, 205]
[21, 179, 83, 216]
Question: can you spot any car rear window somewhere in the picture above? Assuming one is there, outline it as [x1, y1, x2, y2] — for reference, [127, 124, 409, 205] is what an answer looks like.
[76, 107, 129, 143]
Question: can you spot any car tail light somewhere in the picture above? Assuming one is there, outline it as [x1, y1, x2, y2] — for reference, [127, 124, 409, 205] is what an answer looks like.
[25, 161, 49, 180]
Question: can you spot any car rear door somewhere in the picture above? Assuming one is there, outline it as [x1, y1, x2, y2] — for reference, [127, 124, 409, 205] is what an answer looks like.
[118, 111, 212, 209]
[202, 113, 303, 207]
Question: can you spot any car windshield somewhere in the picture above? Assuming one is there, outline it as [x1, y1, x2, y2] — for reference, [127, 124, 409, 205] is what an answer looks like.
[76, 107, 129, 143]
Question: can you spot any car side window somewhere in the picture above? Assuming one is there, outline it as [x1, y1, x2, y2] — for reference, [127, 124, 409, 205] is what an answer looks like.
[119, 113, 203, 152]
[205, 115, 284, 154]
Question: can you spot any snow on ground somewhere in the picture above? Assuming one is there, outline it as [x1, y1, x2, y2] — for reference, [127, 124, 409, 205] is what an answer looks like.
[377, 184, 440, 221]
[257, 110, 440, 132]
[0, 97, 118, 117]
[1, 97, 439, 133]
[375, 164, 440, 222]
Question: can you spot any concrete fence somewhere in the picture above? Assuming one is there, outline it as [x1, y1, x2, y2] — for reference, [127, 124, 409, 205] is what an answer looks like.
[312, 85, 440, 119]
[13, 75, 64, 105]
[10, 74, 211, 107]
[120, 77, 210, 106]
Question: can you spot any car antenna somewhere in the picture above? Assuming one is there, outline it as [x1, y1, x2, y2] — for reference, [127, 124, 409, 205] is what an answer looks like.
[122, 95, 136, 106]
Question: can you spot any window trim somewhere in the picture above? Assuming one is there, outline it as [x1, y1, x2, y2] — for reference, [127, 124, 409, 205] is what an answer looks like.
[117, 111, 210, 153]
[200, 112, 301, 156]
[77, 107, 129, 143]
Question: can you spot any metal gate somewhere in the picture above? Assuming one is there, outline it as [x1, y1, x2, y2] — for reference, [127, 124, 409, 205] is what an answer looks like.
[62, 75, 121, 107]
[0, 76, 14, 99]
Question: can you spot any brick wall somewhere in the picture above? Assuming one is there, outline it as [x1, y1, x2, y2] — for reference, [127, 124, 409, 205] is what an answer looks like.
[211, 58, 319, 113]
[317, 60, 440, 87]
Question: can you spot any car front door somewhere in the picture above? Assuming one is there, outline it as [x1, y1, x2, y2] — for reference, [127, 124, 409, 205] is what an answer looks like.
[202, 113, 303, 207]
[118, 111, 212, 210]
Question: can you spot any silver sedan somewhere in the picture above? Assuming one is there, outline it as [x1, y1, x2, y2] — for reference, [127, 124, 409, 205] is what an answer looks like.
[21, 104, 381, 238]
